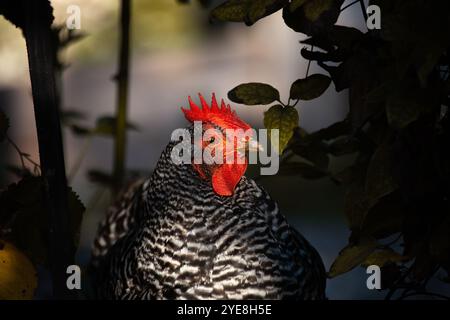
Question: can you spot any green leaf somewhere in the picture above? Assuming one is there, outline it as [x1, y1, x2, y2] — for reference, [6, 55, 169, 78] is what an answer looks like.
[290, 74, 331, 100]
[69, 124, 91, 136]
[95, 116, 139, 135]
[385, 80, 429, 129]
[263, 105, 299, 153]
[0, 176, 85, 265]
[326, 137, 359, 156]
[336, 160, 369, 229]
[210, 0, 248, 22]
[60, 109, 87, 126]
[365, 141, 398, 207]
[386, 93, 422, 129]
[211, 0, 288, 25]
[360, 192, 405, 239]
[303, 0, 336, 21]
[362, 249, 409, 268]
[88, 169, 115, 187]
[344, 180, 369, 230]
[282, 0, 344, 35]
[228, 83, 280, 105]
[289, 134, 329, 170]
[0, 110, 9, 142]
[328, 237, 378, 278]
[289, 0, 308, 12]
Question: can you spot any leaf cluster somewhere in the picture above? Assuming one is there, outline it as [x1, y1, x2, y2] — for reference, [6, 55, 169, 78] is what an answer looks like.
[208, 0, 450, 296]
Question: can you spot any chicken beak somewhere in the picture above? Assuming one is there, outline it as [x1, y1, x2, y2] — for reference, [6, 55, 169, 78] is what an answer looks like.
[247, 138, 264, 152]
[237, 137, 263, 154]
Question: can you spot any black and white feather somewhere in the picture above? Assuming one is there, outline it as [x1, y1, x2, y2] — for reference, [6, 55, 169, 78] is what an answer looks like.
[90, 138, 326, 300]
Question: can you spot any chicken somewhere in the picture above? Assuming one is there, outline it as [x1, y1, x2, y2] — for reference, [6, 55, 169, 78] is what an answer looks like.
[90, 93, 326, 299]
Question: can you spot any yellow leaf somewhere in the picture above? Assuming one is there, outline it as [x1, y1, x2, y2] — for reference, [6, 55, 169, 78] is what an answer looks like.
[328, 237, 377, 278]
[264, 105, 299, 153]
[362, 249, 409, 267]
[0, 240, 37, 300]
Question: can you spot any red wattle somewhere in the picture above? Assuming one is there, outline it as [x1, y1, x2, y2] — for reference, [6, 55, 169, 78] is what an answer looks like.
[212, 163, 247, 196]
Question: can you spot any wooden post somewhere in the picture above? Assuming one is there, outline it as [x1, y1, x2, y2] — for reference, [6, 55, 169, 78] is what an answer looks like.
[22, 0, 75, 299]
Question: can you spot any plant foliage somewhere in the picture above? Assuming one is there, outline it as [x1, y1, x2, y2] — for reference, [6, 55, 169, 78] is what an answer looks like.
[209, 0, 450, 298]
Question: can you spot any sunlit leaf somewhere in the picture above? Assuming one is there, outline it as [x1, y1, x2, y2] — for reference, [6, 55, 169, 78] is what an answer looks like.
[263, 105, 299, 153]
[0, 240, 37, 300]
[211, 0, 288, 25]
[328, 237, 378, 278]
[362, 249, 409, 267]
[228, 83, 280, 105]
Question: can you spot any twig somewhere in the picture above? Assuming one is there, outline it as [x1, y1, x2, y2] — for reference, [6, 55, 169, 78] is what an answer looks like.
[276, 99, 288, 108]
[6, 134, 41, 173]
[359, 0, 368, 22]
[305, 45, 313, 77]
[6, 134, 26, 170]
[340, 0, 360, 12]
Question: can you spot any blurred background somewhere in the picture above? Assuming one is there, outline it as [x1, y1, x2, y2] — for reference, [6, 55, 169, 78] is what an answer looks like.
[0, 0, 416, 299]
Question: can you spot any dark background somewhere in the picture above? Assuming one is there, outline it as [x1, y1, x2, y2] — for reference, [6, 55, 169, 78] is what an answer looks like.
[0, 0, 448, 299]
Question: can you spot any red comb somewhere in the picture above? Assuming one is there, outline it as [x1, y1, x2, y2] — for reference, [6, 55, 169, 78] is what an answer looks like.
[181, 93, 250, 130]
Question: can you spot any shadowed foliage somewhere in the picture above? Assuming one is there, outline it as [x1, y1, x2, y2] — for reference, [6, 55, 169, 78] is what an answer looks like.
[207, 0, 450, 299]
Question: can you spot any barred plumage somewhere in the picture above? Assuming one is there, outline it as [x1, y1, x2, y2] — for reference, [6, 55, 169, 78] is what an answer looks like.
[90, 141, 326, 299]
[90, 95, 326, 299]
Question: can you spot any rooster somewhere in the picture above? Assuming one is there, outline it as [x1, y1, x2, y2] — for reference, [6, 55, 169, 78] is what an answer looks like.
[90, 93, 326, 299]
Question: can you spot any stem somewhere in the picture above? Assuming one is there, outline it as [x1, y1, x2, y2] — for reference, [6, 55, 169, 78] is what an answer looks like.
[6, 135, 26, 170]
[113, 0, 131, 195]
[6, 134, 41, 171]
[359, 0, 368, 22]
[22, 0, 74, 298]
[305, 45, 313, 77]
[340, 0, 360, 12]
[276, 99, 287, 107]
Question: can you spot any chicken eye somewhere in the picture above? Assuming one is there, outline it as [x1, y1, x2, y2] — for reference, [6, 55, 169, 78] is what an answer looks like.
[208, 137, 215, 144]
